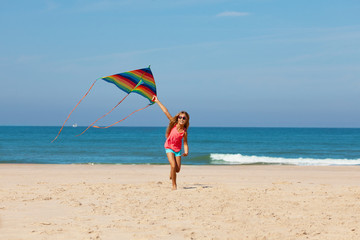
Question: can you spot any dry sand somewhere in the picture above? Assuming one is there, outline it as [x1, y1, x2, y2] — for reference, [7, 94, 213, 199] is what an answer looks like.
[0, 164, 360, 240]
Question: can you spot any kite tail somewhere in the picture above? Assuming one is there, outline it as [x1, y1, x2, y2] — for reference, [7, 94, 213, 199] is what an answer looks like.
[51, 79, 98, 143]
[76, 93, 130, 137]
[93, 104, 152, 129]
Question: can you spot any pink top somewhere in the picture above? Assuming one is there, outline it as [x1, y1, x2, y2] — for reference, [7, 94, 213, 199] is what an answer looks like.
[164, 125, 186, 152]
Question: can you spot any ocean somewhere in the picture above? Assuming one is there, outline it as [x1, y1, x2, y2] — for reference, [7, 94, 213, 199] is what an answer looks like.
[1, 126, 360, 165]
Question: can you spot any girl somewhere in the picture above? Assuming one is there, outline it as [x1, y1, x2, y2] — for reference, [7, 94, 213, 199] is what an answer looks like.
[153, 96, 189, 190]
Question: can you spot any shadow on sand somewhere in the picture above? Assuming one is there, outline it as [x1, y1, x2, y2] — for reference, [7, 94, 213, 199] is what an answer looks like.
[183, 183, 212, 190]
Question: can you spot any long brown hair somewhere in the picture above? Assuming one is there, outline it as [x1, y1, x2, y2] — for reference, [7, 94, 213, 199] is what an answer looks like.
[165, 111, 190, 138]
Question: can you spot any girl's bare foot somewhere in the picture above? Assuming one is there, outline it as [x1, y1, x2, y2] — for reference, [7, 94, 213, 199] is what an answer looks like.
[172, 185, 177, 190]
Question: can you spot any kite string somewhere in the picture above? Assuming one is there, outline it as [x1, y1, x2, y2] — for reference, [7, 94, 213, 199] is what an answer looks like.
[76, 73, 146, 136]
[75, 93, 130, 137]
[51, 79, 98, 143]
[93, 104, 152, 129]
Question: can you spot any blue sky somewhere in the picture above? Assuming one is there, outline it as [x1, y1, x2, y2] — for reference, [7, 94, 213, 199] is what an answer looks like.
[1, 0, 359, 127]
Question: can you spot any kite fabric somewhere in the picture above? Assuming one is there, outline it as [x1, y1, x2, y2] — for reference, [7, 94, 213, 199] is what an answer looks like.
[52, 67, 157, 142]
[102, 68, 156, 103]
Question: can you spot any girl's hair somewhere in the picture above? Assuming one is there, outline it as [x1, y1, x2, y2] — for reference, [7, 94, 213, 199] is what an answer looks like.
[166, 111, 190, 138]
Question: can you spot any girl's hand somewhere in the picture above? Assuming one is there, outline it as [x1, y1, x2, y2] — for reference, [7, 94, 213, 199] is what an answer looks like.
[152, 95, 158, 103]
[182, 152, 188, 157]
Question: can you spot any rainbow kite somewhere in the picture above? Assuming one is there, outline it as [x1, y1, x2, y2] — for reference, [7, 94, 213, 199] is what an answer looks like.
[52, 67, 157, 142]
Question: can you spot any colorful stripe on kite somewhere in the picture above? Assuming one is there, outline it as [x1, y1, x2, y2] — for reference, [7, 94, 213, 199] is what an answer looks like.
[101, 67, 156, 102]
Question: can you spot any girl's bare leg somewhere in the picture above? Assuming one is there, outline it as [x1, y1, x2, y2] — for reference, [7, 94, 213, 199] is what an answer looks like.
[170, 156, 182, 178]
[166, 152, 177, 190]
[175, 156, 182, 173]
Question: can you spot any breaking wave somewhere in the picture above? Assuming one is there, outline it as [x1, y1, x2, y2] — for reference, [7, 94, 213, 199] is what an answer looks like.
[210, 153, 360, 166]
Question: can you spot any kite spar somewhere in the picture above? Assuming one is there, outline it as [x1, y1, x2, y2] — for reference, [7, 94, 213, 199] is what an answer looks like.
[52, 67, 157, 142]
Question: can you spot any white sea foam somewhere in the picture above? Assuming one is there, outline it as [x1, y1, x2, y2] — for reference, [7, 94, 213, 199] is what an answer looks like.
[210, 153, 360, 166]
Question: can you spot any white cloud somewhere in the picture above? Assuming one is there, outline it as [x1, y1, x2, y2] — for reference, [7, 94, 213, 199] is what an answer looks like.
[216, 11, 250, 17]
[75, 0, 129, 12]
[16, 55, 44, 63]
[44, 0, 60, 11]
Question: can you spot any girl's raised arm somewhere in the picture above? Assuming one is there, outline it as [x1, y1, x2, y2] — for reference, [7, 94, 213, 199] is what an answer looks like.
[152, 96, 172, 121]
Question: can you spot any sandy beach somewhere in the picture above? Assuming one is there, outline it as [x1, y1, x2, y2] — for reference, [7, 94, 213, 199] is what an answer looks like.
[0, 164, 359, 240]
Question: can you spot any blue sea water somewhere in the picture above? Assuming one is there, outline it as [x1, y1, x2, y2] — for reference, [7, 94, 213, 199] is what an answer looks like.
[1, 126, 360, 165]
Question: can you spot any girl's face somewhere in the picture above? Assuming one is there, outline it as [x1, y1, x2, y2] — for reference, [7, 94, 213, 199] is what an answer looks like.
[177, 114, 187, 126]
